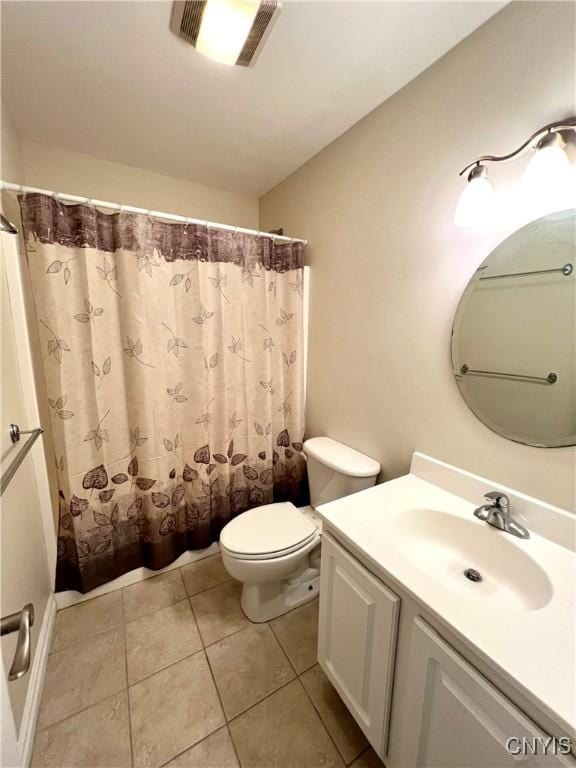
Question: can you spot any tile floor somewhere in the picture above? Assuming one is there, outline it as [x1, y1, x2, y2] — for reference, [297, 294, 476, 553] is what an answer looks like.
[31, 554, 385, 768]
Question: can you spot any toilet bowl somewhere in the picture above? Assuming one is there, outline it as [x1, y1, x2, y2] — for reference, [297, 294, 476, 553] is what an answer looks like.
[220, 502, 321, 622]
[220, 437, 380, 622]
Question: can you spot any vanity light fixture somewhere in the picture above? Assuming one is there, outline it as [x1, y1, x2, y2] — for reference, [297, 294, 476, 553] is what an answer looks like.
[171, 0, 280, 67]
[455, 117, 576, 228]
[454, 164, 495, 229]
[523, 130, 573, 206]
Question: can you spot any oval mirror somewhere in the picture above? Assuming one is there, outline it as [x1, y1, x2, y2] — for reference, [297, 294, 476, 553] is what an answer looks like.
[452, 209, 575, 447]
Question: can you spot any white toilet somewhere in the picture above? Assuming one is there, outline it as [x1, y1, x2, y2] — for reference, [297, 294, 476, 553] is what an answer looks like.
[220, 436, 380, 622]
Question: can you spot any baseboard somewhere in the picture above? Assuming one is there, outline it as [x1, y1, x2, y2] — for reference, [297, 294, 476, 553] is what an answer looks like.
[55, 542, 220, 609]
[19, 594, 56, 767]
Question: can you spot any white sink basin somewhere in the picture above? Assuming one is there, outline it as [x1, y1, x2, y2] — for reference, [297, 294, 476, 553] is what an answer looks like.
[318, 463, 575, 737]
[390, 508, 553, 612]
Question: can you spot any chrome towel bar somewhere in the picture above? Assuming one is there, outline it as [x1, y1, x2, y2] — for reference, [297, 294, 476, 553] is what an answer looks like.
[478, 263, 573, 281]
[1, 424, 44, 497]
[459, 365, 557, 385]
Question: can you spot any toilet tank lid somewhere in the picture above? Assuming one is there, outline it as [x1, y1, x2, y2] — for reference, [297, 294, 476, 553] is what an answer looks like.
[303, 437, 380, 478]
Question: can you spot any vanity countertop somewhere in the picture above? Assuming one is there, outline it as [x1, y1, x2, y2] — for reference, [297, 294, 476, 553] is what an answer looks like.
[317, 459, 576, 738]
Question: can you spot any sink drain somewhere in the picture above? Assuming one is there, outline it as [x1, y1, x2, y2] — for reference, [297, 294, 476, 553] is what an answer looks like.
[463, 568, 482, 583]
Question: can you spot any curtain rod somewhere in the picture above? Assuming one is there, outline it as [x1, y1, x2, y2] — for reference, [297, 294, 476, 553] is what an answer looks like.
[0, 181, 307, 245]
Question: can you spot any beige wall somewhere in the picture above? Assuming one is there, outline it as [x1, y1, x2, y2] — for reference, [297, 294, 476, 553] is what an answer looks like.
[19, 140, 259, 229]
[260, 2, 576, 511]
[1, 99, 23, 184]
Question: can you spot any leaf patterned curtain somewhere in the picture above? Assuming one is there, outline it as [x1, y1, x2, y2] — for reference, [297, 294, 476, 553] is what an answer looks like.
[19, 194, 307, 593]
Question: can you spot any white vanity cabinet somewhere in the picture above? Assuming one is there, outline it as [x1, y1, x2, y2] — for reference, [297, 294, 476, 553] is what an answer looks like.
[318, 533, 400, 755]
[395, 618, 574, 768]
[318, 529, 575, 768]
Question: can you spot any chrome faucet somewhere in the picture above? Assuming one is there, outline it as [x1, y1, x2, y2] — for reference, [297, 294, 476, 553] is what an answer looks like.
[473, 491, 530, 539]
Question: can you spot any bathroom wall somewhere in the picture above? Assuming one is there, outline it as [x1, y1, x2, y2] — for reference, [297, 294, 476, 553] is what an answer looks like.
[19, 140, 259, 228]
[1, 100, 52, 759]
[260, 1, 576, 511]
[2, 112, 261, 538]
[1, 98, 23, 185]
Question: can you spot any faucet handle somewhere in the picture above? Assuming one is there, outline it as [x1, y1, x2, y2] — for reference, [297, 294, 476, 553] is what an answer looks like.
[483, 491, 509, 509]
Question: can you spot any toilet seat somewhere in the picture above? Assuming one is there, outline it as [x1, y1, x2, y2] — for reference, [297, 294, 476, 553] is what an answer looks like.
[220, 502, 317, 561]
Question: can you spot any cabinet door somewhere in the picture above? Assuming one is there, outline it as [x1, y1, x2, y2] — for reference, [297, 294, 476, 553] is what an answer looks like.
[318, 533, 400, 756]
[399, 618, 574, 768]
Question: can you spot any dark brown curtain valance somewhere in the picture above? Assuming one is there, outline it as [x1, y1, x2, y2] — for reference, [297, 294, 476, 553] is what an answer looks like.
[19, 193, 304, 273]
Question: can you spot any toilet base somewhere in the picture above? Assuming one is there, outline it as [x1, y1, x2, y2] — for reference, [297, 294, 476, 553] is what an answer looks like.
[240, 563, 320, 622]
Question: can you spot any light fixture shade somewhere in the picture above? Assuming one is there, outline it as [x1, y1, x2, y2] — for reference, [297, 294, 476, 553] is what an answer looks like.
[196, 0, 260, 65]
[454, 167, 496, 229]
[523, 135, 574, 215]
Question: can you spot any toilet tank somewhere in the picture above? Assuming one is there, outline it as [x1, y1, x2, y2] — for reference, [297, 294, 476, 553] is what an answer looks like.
[303, 437, 381, 509]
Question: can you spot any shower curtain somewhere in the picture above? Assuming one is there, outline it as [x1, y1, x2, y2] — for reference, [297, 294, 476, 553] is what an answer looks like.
[19, 193, 307, 593]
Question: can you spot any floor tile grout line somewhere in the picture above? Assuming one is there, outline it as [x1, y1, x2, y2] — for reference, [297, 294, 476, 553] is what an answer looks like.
[55, 585, 125, 614]
[34, 687, 128, 735]
[293, 676, 349, 767]
[54, 556, 223, 627]
[122, 568, 187, 623]
[223, 673, 347, 765]
[227, 675, 299, 726]
[298, 667, 360, 766]
[207, 626, 298, 724]
[155, 725, 232, 768]
[185, 574, 236, 602]
[39, 570, 330, 765]
[128, 645, 206, 689]
[124, 595, 194, 631]
[177, 595, 237, 766]
[122, 568, 230, 626]
[225, 721, 243, 768]
[199, 620, 301, 727]
[37, 622, 313, 743]
[121, 596, 135, 768]
[353, 745, 375, 767]
[125, 615, 251, 690]
[48, 619, 124, 656]
[179, 558, 233, 598]
[129, 646, 225, 768]
[204, 631, 236, 724]
[268, 610, 354, 764]
[52, 552, 221, 617]
[50, 558, 230, 651]
[185, 594, 250, 650]
[268, 620, 299, 678]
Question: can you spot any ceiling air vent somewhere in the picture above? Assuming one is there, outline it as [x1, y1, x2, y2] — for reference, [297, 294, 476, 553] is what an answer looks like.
[170, 0, 281, 67]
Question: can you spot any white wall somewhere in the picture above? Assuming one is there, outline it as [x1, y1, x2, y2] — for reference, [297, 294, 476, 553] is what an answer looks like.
[19, 140, 259, 228]
[260, 1, 576, 511]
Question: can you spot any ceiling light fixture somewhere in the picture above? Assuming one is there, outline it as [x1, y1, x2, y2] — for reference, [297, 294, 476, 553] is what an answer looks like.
[171, 0, 281, 67]
[455, 117, 576, 228]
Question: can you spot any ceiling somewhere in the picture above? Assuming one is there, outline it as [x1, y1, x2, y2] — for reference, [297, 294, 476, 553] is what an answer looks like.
[2, 1, 505, 197]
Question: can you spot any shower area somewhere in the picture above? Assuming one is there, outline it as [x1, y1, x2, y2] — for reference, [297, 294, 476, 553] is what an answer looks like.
[5, 187, 309, 594]
[0, 181, 310, 764]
